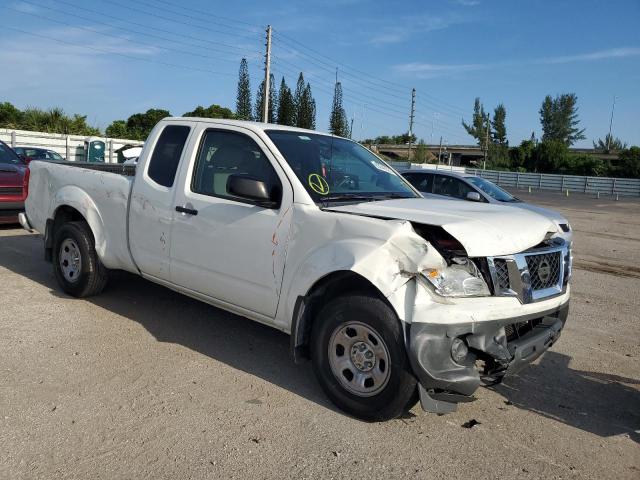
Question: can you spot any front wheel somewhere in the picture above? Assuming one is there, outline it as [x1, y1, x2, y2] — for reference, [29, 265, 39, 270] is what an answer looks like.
[52, 221, 108, 298]
[311, 295, 418, 421]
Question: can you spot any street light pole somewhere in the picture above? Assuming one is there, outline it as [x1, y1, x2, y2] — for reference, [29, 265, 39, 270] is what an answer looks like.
[606, 95, 617, 152]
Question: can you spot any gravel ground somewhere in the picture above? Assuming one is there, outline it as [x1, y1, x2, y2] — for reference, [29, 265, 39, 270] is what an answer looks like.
[1, 191, 638, 479]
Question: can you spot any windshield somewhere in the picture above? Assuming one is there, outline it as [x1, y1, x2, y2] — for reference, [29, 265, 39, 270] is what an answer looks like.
[0, 142, 23, 165]
[467, 176, 519, 202]
[266, 130, 417, 203]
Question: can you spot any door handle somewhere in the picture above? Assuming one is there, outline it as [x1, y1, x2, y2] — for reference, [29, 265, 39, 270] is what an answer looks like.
[175, 205, 198, 216]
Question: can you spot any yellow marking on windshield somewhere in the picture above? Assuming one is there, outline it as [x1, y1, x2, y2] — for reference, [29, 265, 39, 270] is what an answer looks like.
[308, 173, 330, 195]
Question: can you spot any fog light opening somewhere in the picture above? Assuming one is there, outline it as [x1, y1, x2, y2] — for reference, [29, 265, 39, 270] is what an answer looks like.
[451, 337, 469, 364]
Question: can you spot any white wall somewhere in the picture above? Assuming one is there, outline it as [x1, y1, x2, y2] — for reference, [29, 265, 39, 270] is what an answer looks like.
[0, 128, 144, 163]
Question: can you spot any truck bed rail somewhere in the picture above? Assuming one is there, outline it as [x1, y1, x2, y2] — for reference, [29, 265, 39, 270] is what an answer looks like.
[34, 160, 136, 177]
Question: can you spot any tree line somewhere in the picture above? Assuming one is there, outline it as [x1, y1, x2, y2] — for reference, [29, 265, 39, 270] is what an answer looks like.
[0, 102, 100, 136]
[101, 58, 351, 140]
[460, 93, 638, 178]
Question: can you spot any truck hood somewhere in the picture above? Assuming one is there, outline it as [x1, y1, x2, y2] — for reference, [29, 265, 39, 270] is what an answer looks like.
[509, 201, 568, 224]
[325, 198, 558, 257]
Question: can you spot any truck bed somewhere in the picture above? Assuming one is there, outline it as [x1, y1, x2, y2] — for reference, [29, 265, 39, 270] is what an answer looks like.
[26, 160, 137, 272]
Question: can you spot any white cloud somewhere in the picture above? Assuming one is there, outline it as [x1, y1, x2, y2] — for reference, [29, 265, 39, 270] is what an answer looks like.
[394, 46, 640, 78]
[541, 47, 640, 64]
[450, 0, 481, 6]
[0, 26, 157, 94]
[369, 14, 466, 45]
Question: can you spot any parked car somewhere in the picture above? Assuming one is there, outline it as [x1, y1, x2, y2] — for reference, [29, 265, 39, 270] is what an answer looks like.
[402, 169, 572, 242]
[14, 146, 65, 162]
[21, 119, 571, 420]
[0, 141, 29, 225]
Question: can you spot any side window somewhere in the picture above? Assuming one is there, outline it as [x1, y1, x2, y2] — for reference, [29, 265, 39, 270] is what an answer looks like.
[405, 173, 432, 192]
[191, 129, 281, 204]
[432, 175, 473, 199]
[147, 125, 190, 188]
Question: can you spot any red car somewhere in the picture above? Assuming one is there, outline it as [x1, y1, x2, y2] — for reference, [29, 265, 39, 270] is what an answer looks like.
[0, 140, 29, 225]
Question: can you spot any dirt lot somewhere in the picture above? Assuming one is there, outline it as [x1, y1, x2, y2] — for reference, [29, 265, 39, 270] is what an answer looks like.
[1, 191, 639, 479]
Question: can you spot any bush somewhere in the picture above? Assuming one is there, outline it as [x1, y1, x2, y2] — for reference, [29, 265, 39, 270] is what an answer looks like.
[617, 147, 640, 178]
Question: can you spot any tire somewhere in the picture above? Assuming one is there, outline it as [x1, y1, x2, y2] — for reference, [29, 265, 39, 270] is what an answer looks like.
[52, 221, 108, 298]
[311, 294, 418, 421]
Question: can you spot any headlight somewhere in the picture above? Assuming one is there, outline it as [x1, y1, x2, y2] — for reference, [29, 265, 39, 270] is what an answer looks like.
[422, 258, 490, 297]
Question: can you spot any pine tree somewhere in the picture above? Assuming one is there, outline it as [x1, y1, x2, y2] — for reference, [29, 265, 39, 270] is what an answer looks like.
[293, 73, 306, 127]
[491, 104, 507, 146]
[254, 74, 277, 123]
[540, 93, 586, 146]
[268, 73, 278, 123]
[277, 77, 295, 126]
[539, 95, 555, 141]
[329, 82, 348, 136]
[235, 58, 252, 120]
[297, 82, 316, 129]
[462, 97, 491, 150]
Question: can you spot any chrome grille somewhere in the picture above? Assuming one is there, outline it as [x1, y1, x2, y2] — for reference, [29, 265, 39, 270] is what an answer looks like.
[526, 252, 561, 291]
[488, 241, 570, 304]
[493, 259, 510, 290]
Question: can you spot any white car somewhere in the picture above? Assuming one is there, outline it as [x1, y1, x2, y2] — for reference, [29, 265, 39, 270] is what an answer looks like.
[402, 170, 572, 242]
[20, 118, 572, 420]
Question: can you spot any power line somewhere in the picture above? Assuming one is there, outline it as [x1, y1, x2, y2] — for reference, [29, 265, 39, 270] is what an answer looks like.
[5, 25, 237, 77]
[9, 5, 262, 68]
[272, 56, 468, 141]
[271, 36, 468, 122]
[44, 0, 262, 57]
[123, 0, 262, 35]
[271, 29, 468, 116]
[102, 0, 262, 41]
[132, 0, 263, 29]
[271, 62, 468, 143]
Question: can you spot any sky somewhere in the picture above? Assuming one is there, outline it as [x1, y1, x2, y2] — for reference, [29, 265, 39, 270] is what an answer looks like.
[2, 0, 639, 147]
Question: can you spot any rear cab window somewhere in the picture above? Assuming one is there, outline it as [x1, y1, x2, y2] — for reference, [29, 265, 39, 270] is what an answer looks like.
[147, 125, 191, 188]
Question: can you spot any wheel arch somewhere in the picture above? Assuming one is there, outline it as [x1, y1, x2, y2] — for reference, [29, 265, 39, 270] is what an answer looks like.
[46, 187, 106, 263]
[290, 270, 401, 363]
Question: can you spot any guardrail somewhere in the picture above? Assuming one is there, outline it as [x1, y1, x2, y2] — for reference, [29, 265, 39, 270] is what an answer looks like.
[465, 169, 640, 197]
[391, 161, 640, 197]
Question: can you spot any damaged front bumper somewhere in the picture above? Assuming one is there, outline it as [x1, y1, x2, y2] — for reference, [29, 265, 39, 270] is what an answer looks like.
[408, 299, 569, 414]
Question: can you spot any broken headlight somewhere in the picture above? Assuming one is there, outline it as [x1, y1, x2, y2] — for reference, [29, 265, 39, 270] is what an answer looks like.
[422, 258, 490, 297]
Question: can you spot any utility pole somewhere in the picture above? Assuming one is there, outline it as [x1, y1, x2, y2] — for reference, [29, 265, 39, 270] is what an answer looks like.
[483, 118, 490, 170]
[407, 88, 416, 161]
[438, 136, 443, 165]
[349, 116, 354, 139]
[606, 95, 617, 152]
[262, 25, 272, 123]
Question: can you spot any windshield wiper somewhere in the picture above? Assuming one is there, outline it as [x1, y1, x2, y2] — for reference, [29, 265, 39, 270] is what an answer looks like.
[319, 193, 376, 204]
[375, 192, 412, 199]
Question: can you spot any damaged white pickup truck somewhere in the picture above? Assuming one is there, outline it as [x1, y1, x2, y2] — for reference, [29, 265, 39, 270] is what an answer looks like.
[21, 118, 571, 421]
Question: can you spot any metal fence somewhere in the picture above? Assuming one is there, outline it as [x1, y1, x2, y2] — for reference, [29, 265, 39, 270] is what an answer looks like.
[0, 128, 143, 163]
[391, 162, 640, 197]
[466, 169, 640, 197]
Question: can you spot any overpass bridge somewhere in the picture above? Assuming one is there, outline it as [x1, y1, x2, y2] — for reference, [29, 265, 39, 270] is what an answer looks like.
[368, 144, 620, 166]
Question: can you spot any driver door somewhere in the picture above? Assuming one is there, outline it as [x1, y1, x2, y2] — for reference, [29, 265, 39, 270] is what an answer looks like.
[169, 125, 293, 320]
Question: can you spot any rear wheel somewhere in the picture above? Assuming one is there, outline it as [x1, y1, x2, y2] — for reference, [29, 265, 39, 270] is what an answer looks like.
[311, 295, 418, 421]
[52, 221, 108, 298]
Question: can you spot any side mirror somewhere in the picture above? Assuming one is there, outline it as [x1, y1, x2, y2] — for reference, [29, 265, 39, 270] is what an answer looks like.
[23, 156, 33, 165]
[466, 191, 482, 202]
[227, 174, 280, 208]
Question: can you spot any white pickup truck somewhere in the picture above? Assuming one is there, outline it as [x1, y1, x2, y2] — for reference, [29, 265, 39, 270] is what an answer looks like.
[21, 118, 571, 420]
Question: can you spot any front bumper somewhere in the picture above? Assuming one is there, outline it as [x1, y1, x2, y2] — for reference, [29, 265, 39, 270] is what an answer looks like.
[408, 300, 569, 413]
